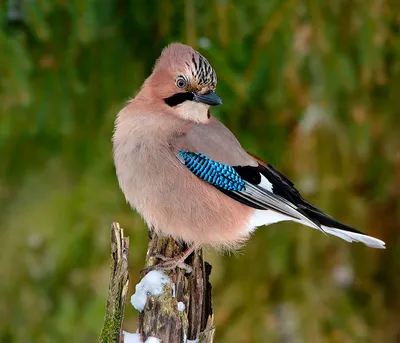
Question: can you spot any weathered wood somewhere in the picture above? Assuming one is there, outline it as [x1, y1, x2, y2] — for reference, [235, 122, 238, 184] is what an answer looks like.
[139, 231, 214, 342]
[100, 223, 130, 343]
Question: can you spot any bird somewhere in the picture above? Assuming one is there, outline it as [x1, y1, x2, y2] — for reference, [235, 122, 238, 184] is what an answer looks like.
[113, 43, 385, 270]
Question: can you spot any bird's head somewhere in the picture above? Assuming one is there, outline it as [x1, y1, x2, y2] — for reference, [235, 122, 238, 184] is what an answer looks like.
[143, 43, 222, 123]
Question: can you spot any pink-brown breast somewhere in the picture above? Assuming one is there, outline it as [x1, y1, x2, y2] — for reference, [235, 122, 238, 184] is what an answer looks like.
[113, 104, 254, 249]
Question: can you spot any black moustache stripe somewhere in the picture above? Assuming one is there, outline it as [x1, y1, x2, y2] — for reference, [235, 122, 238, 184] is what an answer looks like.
[164, 92, 194, 107]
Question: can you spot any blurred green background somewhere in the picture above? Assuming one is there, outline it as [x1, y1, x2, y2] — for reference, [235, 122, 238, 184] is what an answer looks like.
[1, 0, 399, 342]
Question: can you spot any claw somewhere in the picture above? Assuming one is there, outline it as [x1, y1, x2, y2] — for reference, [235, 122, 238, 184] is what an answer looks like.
[141, 247, 195, 274]
[141, 258, 193, 274]
[154, 253, 169, 261]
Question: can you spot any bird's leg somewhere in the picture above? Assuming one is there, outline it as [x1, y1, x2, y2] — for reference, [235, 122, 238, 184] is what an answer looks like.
[142, 245, 196, 274]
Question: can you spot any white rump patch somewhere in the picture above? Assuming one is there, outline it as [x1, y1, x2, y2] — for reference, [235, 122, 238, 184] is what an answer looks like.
[247, 209, 291, 232]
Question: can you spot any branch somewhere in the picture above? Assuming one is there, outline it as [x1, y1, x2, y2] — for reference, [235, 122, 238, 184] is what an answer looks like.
[100, 223, 130, 343]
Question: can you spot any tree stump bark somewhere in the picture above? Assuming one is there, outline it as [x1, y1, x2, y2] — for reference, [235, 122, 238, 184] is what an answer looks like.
[100, 223, 130, 343]
[139, 231, 214, 342]
[100, 223, 214, 343]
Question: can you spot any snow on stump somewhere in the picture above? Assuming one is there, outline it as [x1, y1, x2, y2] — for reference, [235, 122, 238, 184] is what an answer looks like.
[138, 231, 214, 342]
[100, 223, 214, 343]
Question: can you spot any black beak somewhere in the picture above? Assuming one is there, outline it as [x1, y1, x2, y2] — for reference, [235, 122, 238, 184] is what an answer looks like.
[193, 91, 222, 106]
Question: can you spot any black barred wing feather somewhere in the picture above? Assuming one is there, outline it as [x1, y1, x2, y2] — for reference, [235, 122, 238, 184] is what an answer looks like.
[178, 151, 246, 192]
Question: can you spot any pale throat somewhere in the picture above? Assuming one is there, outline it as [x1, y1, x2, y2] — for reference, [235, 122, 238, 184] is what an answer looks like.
[175, 101, 210, 124]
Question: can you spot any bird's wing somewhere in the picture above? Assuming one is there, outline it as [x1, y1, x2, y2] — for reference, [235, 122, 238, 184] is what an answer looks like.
[176, 150, 322, 230]
[173, 116, 257, 166]
[173, 123, 385, 248]
[173, 116, 316, 225]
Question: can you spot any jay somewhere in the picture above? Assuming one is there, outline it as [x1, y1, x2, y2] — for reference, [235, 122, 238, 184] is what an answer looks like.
[113, 43, 385, 270]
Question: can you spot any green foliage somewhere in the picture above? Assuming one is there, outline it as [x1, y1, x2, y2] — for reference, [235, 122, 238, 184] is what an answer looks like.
[1, 0, 399, 342]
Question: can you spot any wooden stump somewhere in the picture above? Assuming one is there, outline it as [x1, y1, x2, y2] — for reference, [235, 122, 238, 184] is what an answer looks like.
[139, 231, 214, 342]
[100, 223, 130, 343]
[100, 223, 214, 343]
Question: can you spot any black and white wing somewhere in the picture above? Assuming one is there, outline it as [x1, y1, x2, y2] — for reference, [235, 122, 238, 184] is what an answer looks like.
[177, 150, 385, 249]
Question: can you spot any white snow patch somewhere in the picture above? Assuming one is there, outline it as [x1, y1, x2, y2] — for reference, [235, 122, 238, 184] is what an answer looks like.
[130, 271, 170, 312]
[123, 331, 141, 343]
[177, 301, 186, 312]
[123, 331, 160, 343]
[186, 339, 199, 343]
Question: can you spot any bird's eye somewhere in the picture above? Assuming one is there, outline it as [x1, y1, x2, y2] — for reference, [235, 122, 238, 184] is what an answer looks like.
[176, 77, 187, 89]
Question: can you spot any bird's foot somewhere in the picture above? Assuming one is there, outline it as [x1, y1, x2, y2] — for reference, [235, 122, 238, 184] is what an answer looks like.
[142, 257, 192, 274]
[142, 247, 195, 274]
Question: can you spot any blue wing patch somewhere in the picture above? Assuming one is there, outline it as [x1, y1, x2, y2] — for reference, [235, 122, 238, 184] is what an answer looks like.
[178, 151, 246, 191]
